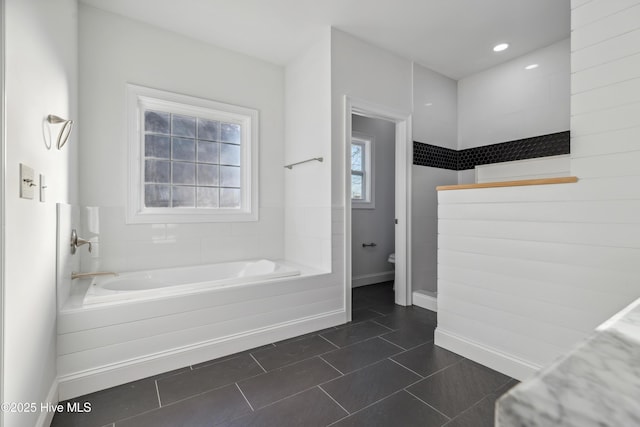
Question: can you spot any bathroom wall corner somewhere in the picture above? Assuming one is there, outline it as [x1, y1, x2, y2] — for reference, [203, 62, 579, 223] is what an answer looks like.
[56, 203, 80, 311]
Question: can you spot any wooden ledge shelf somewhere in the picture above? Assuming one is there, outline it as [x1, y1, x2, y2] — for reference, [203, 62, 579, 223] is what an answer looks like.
[437, 176, 578, 191]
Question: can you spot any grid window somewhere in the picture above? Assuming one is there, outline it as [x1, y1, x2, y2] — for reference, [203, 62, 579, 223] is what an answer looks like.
[351, 143, 364, 200]
[127, 84, 258, 223]
[351, 134, 374, 208]
[143, 111, 242, 209]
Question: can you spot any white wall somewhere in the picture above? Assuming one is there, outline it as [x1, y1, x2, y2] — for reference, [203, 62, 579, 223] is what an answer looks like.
[436, 1, 640, 381]
[411, 63, 458, 294]
[3, 0, 78, 426]
[413, 64, 458, 149]
[0, 1, 4, 420]
[458, 38, 570, 150]
[78, 5, 285, 273]
[284, 31, 332, 271]
[331, 29, 413, 207]
[475, 155, 570, 183]
[351, 115, 395, 287]
[412, 166, 457, 294]
[330, 29, 413, 306]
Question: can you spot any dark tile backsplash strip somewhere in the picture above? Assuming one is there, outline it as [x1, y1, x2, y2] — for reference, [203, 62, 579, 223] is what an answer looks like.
[413, 131, 570, 171]
[458, 131, 570, 170]
[413, 142, 458, 170]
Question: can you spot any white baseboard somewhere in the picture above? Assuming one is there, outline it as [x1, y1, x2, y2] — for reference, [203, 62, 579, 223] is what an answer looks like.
[412, 290, 437, 312]
[352, 271, 394, 288]
[58, 309, 346, 400]
[434, 328, 540, 381]
[35, 379, 59, 427]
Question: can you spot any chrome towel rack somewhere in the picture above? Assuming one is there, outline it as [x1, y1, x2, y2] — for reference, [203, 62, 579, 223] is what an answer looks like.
[284, 157, 323, 169]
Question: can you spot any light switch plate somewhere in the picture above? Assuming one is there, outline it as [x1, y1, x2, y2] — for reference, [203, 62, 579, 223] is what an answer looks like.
[20, 163, 35, 199]
[39, 174, 46, 202]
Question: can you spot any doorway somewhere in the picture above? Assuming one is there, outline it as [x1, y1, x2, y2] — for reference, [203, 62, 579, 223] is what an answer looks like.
[344, 96, 412, 321]
[350, 115, 396, 309]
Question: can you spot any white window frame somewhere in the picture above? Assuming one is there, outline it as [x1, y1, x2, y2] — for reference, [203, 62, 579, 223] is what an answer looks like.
[126, 84, 259, 224]
[351, 132, 375, 209]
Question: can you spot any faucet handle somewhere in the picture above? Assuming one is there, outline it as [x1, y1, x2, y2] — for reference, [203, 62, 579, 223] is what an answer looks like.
[70, 229, 92, 254]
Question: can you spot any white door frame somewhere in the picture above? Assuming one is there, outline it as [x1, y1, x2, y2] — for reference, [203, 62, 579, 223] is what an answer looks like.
[344, 96, 412, 318]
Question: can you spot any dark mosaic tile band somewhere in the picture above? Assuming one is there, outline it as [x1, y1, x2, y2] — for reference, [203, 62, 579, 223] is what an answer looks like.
[413, 131, 570, 171]
[413, 142, 458, 170]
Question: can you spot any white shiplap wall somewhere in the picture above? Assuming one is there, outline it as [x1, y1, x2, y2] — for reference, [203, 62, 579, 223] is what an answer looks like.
[435, 0, 640, 380]
[57, 273, 344, 399]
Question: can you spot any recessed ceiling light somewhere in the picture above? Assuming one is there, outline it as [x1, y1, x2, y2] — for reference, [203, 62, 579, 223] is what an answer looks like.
[525, 64, 539, 70]
[493, 43, 509, 52]
[424, 103, 433, 107]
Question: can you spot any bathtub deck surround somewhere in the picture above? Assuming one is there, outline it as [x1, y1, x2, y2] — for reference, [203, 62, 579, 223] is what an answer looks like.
[497, 296, 640, 426]
[56, 256, 341, 400]
[52, 283, 517, 427]
[81, 259, 300, 306]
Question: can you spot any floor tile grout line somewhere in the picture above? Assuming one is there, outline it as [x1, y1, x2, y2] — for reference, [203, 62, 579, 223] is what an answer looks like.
[235, 383, 255, 412]
[371, 320, 395, 332]
[109, 399, 177, 425]
[248, 335, 345, 372]
[257, 331, 399, 373]
[316, 356, 417, 389]
[317, 385, 350, 416]
[249, 353, 267, 373]
[404, 388, 452, 421]
[273, 335, 317, 347]
[225, 357, 345, 413]
[387, 356, 425, 378]
[404, 374, 431, 390]
[318, 333, 341, 349]
[160, 367, 275, 408]
[325, 389, 410, 426]
[369, 318, 398, 331]
[154, 380, 162, 407]
[318, 355, 345, 376]
[445, 394, 495, 425]
[254, 348, 341, 373]
[191, 351, 257, 371]
[240, 383, 330, 414]
[377, 334, 407, 350]
[421, 358, 466, 381]
[323, 334, 402, 354]
[377, 334, 407, 351]
[399, 338, 436, 353]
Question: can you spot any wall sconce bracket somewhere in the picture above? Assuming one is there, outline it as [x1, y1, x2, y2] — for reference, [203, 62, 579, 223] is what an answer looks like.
[47, 114, 73, 150]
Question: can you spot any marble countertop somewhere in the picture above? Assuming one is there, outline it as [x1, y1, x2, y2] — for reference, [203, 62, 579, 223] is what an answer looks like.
[496, 297, 640, 426]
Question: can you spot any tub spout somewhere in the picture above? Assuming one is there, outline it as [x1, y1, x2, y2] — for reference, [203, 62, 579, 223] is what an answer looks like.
[71, 271, 118, 280]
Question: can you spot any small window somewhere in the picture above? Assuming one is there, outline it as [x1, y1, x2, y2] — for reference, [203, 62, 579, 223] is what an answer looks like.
[351, 133, 375, 209]
[127, 85, 258, 223]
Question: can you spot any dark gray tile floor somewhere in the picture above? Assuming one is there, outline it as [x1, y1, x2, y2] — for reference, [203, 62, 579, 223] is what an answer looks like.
[52, 282, 516, 427]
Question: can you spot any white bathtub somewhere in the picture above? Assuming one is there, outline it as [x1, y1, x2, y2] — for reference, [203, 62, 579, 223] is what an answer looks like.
[83, 259, 300, 306]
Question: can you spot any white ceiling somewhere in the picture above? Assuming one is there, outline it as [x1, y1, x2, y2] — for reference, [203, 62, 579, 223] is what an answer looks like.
[80, 0, 570, 80]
